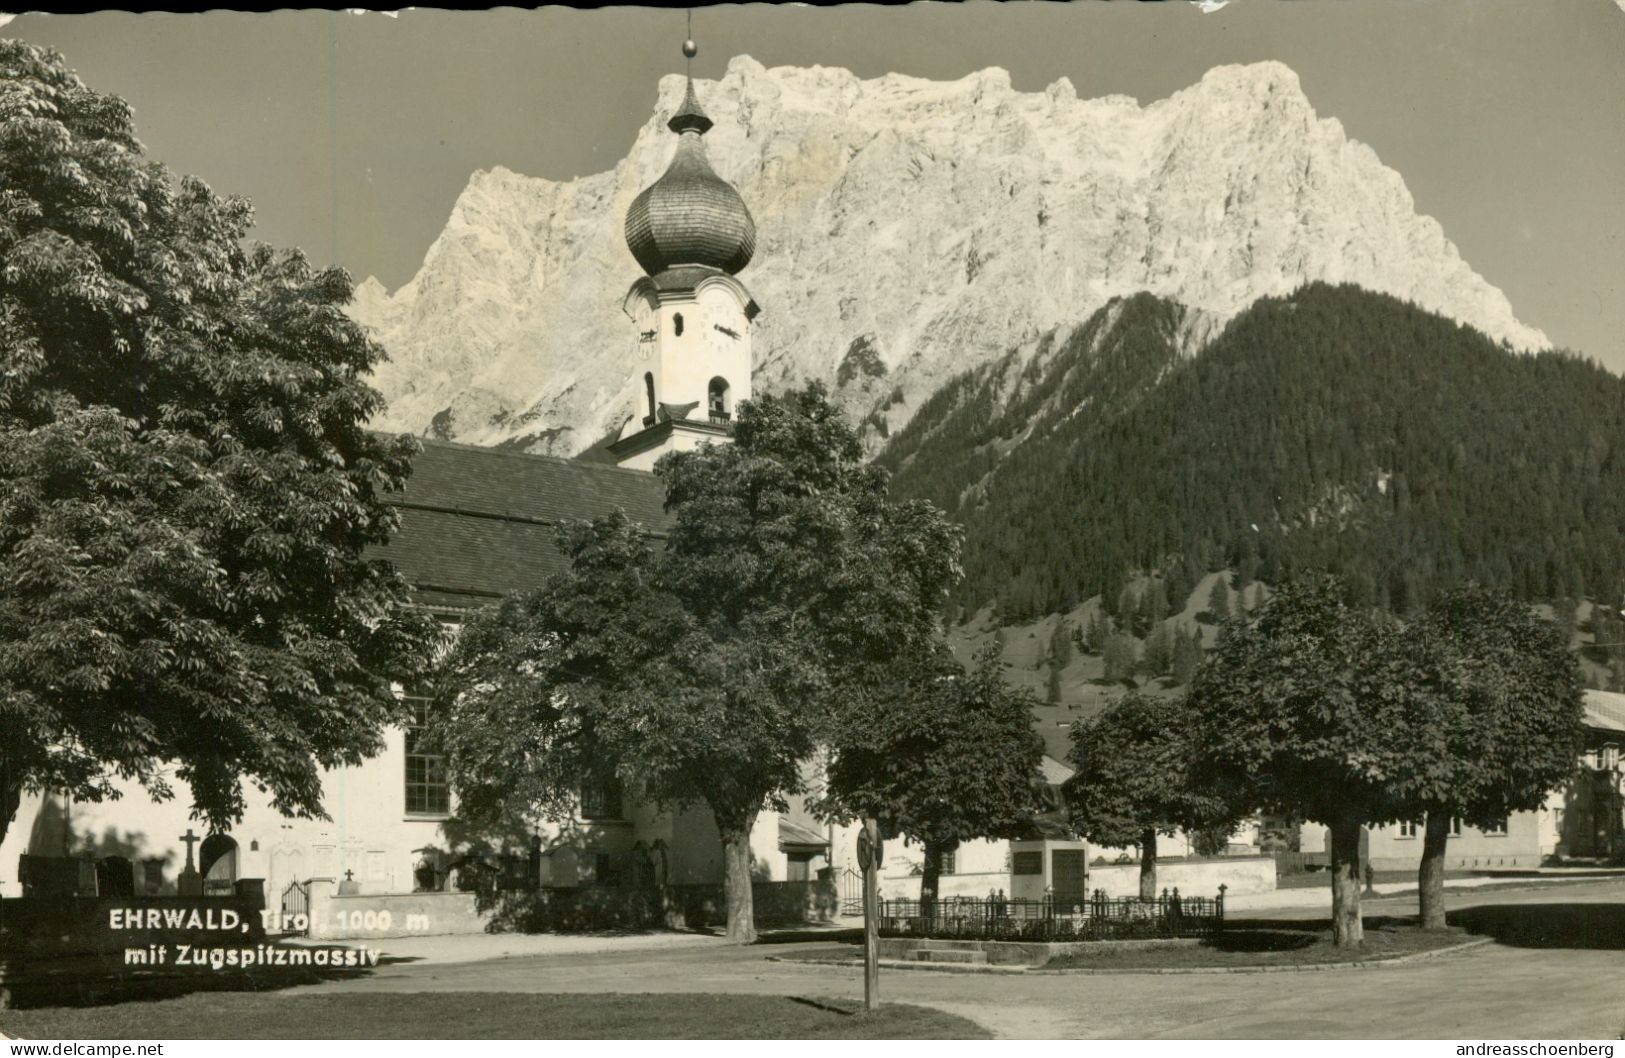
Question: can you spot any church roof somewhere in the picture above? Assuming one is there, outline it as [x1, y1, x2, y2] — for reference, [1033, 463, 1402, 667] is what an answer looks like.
[371, 439, 670, 611]
[1584, 690, 1625, 734]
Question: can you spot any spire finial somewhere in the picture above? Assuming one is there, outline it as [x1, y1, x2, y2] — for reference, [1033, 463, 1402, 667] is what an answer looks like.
[669, 11, 712, 136]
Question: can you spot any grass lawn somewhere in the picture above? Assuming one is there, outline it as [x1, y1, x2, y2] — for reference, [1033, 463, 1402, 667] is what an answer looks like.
[1041, 918, 1473, 970]
[0, 992, 991, 1040]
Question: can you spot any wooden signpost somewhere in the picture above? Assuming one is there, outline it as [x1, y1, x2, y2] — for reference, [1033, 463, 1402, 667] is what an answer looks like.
[857, 817, 882, 1011]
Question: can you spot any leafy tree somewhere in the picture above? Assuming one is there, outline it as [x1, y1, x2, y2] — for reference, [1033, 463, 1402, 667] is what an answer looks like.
[433, 385, 960, 943]
[1064, 693, 1237, 900]
[0, 41, 441, 848]
[1102, 633, 1139, 685]
[1142, 623, 1174, 678]
[1187, 576, 1426, 946]
[1170, 625, 1203, 687]
[819, 646, 1046, 916]
[1405, 585, 1583, 928]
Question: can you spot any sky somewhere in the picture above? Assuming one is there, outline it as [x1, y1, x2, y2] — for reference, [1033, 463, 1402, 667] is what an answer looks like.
[5, 1, 1624, 369]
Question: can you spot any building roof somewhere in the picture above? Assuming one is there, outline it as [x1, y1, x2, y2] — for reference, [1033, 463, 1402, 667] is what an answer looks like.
[1039, 754, 1074, 784]
[666, 77, 714, 136]
[624, 78, 756, 278]
[1584, 690, 1625, 734]
[370, 439, 670, 610]
[778, 817, 829, 852]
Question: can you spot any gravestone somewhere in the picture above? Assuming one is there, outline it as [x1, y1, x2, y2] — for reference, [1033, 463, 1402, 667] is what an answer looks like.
[76, 853, 98, 896]
[95, 856, 136, 898]
[18, 854, 79, 899]
[176, 828, 203, 896]
[233, 878, 266, 912]
[142, 857, 167, 895]
[337, 869, 360, 896]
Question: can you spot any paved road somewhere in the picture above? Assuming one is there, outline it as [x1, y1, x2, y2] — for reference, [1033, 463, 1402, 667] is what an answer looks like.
[293, 880, 1625, 1039]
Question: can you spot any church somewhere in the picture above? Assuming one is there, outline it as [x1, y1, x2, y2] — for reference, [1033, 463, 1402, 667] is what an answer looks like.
[0, 61, 839, 906]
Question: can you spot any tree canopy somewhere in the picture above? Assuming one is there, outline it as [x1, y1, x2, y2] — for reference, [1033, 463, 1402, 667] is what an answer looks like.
[1404, 584, 1583, 926]
[0, 40, 441, 847]
[432, 384, 962, 942]
[817, 645, 1046, 911]
[1064, 692, 1237, 899]
[1184, 575, 1432, 945]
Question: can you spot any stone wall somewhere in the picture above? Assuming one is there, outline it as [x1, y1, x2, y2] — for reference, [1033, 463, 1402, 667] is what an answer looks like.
[304, 886, 488, 940]
[0, 895, 267, 960]
[1083, 855, 1276, 900]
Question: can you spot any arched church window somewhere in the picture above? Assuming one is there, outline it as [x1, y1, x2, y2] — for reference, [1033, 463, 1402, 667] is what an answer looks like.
[644, 373, 656, 426]
[708, 377, 731, 423]
[673, 313, 684, 337]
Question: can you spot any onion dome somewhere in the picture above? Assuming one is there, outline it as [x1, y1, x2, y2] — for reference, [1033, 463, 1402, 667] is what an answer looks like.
[624, 78, 756, 278]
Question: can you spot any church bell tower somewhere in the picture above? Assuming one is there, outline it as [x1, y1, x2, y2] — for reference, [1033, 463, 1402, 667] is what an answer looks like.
[608, 37, 760, 472]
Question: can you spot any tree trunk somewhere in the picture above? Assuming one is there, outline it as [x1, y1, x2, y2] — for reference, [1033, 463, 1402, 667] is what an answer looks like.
[1328, 814, 1365, 947]
[717, 809, 758, 944]
[920, 837, 944, 920]
[1138, 828, 1158, 902]
[1418, 810, 1452, 930]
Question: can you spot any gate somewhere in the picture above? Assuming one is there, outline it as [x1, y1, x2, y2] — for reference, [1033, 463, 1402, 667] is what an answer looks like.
[278, 879, 310, 935]
[838, 867, 863, 916]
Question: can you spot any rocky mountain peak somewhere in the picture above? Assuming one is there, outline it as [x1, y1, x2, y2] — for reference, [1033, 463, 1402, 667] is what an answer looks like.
[351, 60, 1548, 456]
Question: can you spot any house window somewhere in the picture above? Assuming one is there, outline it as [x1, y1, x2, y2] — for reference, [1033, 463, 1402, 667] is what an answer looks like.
[1012, 851, 1043, 876]
[1483, 817, 1508, 836]
[673, 313, 684, 337]
[580, 778, 623, 821]
[786, 853, 815, 883]
[1449, 817, 1463, 838]
[644, 372, 656, 423]
[1603, 744, 1621, 770]
[403, 695, 450, 817]
[1397, 820, 1418, 839]
[941, 850, 956, 876]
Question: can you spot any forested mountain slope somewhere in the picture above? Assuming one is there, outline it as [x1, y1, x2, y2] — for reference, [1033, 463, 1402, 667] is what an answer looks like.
[879, 282, 1625, 622]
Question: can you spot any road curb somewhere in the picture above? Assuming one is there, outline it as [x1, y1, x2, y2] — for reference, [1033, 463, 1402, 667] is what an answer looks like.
[766, 936, 1496, 977]
[1026, 936, 1496, 975]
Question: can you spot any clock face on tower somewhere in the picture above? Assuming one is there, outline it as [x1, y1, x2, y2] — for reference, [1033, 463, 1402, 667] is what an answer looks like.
[631, 298, 655, 361]
[702, 289, 743, 350]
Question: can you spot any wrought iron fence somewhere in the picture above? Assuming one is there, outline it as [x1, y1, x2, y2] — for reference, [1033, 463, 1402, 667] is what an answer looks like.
[879, 886, 1226, 942]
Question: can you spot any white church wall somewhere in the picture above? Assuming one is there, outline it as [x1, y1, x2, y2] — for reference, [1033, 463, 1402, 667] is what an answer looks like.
[1, 725, 449, 901]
